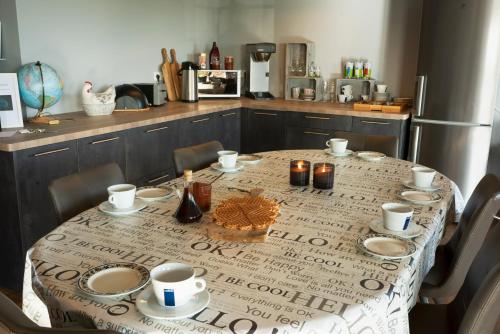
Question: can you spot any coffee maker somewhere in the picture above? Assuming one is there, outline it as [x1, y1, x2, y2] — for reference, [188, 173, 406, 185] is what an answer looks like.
[245, 43, 276, 99]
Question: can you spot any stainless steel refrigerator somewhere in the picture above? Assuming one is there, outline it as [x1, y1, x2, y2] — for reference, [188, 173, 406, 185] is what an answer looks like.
[409, 0, 500, 200]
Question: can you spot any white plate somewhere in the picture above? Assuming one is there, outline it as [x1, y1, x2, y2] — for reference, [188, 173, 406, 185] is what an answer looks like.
[402, 180, 441, 192]
[399, 190, 442, 205]
[237, 154, 263, 165]
[324, 149, 354, 157]
[136, 286, 210, 320]
[78, 263, 150, 297]
[210, 162, 244, 173]
[356, 151, 386, 161]
[369, 218, 424, 239]
[98, 199, 147, 216]
[136, 187, 173, 201]
[357, 233, 417, 259]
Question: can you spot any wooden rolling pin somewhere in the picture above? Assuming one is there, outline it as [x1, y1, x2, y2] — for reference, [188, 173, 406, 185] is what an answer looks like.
[161, 48, 177, 101]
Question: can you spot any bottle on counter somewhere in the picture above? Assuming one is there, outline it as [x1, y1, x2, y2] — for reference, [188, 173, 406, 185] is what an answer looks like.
[209, 42, 220, 70]
[175, 170, 202, 224]
[363, 62, 372, 79]
[345, 61, 354, 78]
[354, 61, 363, 79]
[199, 53, 207, 70]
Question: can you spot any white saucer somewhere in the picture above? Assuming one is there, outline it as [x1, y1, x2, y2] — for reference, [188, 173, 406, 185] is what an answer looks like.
[78, 263, 150, 298]
[402, 180, 441, 192]
[136, 187, 173, 201]
[369, 218, 424, 239]
[357, 151, 386, 161]
[98, 199, 147, 216]
[399, 190, 442, 205]
[237, 154, 263, 165]
[324, 148, 354, 157]
[357, 233, 417, 259]
[136, 286, 210, 320]
[210, 162, 244, 173]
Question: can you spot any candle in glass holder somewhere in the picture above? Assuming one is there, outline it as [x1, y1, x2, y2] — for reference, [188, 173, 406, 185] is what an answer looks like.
[313, 163, 334, 189]
[290, 160, 310, 186]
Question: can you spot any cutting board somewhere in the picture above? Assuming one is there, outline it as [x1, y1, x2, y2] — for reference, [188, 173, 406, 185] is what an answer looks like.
[161, 48, 177, 101]
[170, 49, 182, 100]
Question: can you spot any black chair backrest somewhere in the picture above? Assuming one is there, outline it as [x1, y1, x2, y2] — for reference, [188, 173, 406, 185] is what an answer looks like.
[334, 131, 399, 158]
[48, 163, 125, 223]
[0, 291, 118, 333]
[173, 140, 224, 177]
[450, 221, 500, 334]
[440, 174, 500, 293]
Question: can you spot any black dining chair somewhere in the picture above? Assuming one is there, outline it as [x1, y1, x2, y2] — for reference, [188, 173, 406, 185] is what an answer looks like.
[172, 140, 224, 177]
[333, 131, 399, 158]
[419, 173, 500, 303]
[48, 163, 125, 224]
[0, 291, 118, 333]
[409, 220, 500, 334]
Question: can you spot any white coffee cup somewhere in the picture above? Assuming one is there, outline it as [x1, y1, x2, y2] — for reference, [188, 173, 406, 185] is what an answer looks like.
[382, 203, 414, 231]
[412, 166, 436, 188]
[326, 138, 348, 153]
[341, 85, 353, 94]
[150, 263, 206, 308]
[361, 94, 369, 102]
[346, 95, 354, 102]
[218, 150, 238, 169]
[291, 87, 301, 99]
[338, 94, 347, 103]
[376, 84, 387, 93]
[107, 184, 136, 209]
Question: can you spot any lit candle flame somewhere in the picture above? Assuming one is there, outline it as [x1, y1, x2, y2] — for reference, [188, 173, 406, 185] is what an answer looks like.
[298, 161, 303, 169]
[322, 163, 326, 173]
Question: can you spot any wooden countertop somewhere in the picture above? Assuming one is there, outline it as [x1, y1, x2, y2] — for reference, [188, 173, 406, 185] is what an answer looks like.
[0, 98, 410, 152]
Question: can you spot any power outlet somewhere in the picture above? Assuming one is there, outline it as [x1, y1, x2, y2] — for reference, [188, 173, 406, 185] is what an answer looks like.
[153, 72, 162, 82]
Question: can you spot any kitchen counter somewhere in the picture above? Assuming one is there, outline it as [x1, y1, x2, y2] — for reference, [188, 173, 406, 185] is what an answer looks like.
[0, 98, 410, 152]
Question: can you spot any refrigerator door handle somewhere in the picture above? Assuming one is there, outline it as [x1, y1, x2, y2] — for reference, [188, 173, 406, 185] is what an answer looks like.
[412, 118, 491, 127]
[408, 124, 421, 163]
[415, 75, 427, 117]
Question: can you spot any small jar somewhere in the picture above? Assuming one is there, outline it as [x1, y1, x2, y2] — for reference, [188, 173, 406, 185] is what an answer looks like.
[224, 56, 234, 70]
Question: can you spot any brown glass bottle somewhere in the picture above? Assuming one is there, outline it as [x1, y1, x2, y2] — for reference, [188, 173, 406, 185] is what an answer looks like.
[175, 170, 202, 223]
[209, 42, 220, 70]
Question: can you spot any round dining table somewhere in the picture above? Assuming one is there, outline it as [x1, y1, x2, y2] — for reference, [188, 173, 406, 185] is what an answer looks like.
[22, 149, 455, 334]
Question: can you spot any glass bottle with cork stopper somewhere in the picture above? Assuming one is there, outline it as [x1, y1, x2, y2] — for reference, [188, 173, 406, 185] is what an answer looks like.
[175, 170, 203, 223]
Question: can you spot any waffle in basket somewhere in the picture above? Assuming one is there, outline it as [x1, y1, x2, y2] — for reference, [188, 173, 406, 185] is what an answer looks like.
[213, 196, 279, 231]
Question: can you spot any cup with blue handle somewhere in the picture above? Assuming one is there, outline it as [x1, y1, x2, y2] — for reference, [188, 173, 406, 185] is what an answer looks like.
[382, 203, 414, 231]
[150, 263, 206, 308]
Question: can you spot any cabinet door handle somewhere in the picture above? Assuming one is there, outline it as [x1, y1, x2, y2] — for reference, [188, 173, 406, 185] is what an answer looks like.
[91, 137, 119, 145]
[221, 112, 237, 117]
[146, 126, 169, 133]
[147, 174, 170, 183]
[304, 115, 330, 120]
[33, 147, 70, 157]
[361, 120, 390, 125]
[303, 131, 330, 136]
[191, 117, 210, 123]
[254, 112, 278, 116]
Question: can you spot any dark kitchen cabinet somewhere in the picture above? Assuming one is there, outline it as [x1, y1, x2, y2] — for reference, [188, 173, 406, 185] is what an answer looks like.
[351, 117, 409, 158]
[216, 109, 241, 152]
[286, 112, 352, 131]
[179, 114, 218, 148]
[15, 142, 79, 249]
[243, 109, 285, 153]
[285, 126, 334, 149]
[77, 132, 126, 172]
[126, 121, 179, 186]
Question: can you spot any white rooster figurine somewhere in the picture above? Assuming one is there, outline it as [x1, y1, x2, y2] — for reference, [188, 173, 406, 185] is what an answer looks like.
[82, 81, 115, 105]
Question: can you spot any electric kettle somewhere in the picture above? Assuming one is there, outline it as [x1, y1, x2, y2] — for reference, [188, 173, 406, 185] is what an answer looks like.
[179, 62, 199, 103]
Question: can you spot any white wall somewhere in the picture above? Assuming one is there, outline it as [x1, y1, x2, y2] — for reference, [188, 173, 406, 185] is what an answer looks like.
[16, 0, 422, 114]
[218, 0, 422, 97]
[16, 0, 220, 115]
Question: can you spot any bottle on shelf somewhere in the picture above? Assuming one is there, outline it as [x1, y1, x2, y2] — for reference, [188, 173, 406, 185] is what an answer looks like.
[209, 42, 220, 70]
[175, 170, 202, 224]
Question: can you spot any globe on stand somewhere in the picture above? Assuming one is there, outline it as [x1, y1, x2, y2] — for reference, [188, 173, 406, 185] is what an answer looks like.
[17, 61, 63, 125]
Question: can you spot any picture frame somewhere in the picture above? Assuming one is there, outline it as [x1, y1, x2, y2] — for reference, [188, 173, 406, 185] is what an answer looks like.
[0, 73, 24, 129]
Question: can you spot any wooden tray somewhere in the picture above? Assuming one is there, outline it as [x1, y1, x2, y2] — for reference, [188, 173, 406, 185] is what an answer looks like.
[353, 103, 407, 113]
